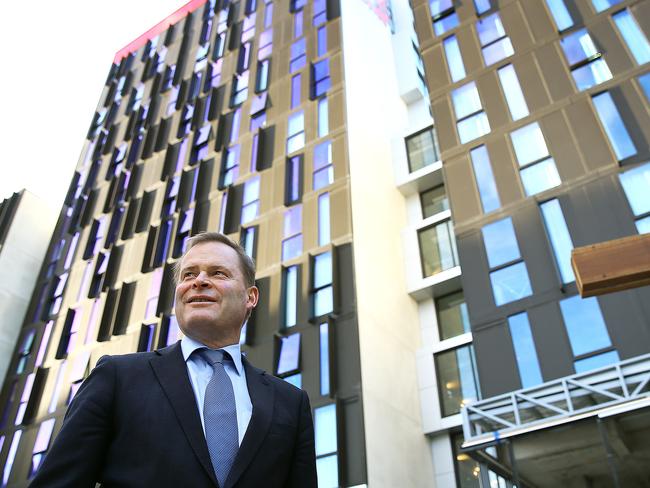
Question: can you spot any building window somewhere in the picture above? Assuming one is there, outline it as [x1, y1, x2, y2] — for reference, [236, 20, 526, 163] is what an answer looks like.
[241, 176, 261, 225]
[241, 226, 257, 259]
[290, 38, 307, 73]
[452, 433, 482, 487]
[313, 251, 334, 318]
[638, 72, 650, 102]
[313, 141, 333, 190]
[313, 0, 327, 26]
[544, 0, 573, 31]
[84, 300, 101, 344]
[145, 268, 163, 319]
[277, 333, 301, 376]
[435, 345, 480, 416]
[35, 321, 54, 366]
[430, 0, 459, 36]
[497, 64, 529, 121]
[540, 199, 575, 283]
[256, 59, 270, 92]
[559, 295, 618, 373]
[173, 208, 194, 258]
[319, 322, 330, 396]
[221, 145, 241, 187]
[83, 216, 107, 259]
[420, 185, 449, 219]
[2, 431, 22, 486]
[285, 155, 303, 205]
[452, 82, 490, 144]
[592, 92, 637, 161]
[418, 220, 459, 277]
[470, 145, 500, 213]
[284, 266, 298, 328]
[314, 404, 338, 488]
[15, 373, 35, 425]
[482, 217, 533, 306]
[231, 71, 250, 107]
[161, 176, 180, 218]
[294, 10, 304, 37]
[311, 59, 330, 99]
[282, 205, 303, 261]
[291, 74, 302, 109]
[560, 28, 612, 91]
[258, 28, 273, 59]
[591, 0, 623, 13]
[318, 97, 329, 137]
[287, 111, 305, 154]
[476, 13, 514, 66]
[436, 291, 470, 341]
[619, 162, 650, 233]
[443, 35, 466, 83]
[15, 330, 36, 374]
[318, 193, 331, 246]
[30, 418, 56, 478]
[510, 122, 561, 196]
[317, 26, 327, 57]
[508, 312, 543, 388]
[191, 125, 211, 164]
[406, 127, 439, 172]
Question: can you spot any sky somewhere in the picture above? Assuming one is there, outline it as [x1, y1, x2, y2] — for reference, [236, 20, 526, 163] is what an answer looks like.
[0, 0, 188, 209]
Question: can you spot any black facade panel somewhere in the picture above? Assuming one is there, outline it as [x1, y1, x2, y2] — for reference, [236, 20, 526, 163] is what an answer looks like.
[527, 301, 575, 381]
[473, 324, 521, 398]
[340, 397, 367, 487]
[113, 281, 137, 336]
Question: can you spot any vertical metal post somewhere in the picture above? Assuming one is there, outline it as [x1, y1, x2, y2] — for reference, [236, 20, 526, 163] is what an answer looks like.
[507, 439, 521, 488]
[596, 417, 621, 488]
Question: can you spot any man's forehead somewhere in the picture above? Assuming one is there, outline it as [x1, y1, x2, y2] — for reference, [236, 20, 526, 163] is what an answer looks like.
[180, 241, 239, 269]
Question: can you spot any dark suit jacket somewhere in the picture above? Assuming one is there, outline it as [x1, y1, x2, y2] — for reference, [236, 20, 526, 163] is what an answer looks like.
[30, 342, 317, 488]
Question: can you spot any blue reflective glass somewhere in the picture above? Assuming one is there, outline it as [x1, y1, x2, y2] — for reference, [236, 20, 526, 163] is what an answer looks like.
[314, 286, 333, 316]
[574, 350, 620, 373]
[544, 0, 573, 31]
[510, 122, 549, 166]
[314, 252, 332, 288]
[476, 13, 507, 46]
[636, 216, 650, 234]
[612, 10, 650, 65]
[540, 199, 575, 283]
[457, 112, 491, 144]
[318, 98, 329, 137]
[619, 162, 650, 216]
[520, 159, 561, 196]
[318, 193, 330, 246]
[482, 38, 514, 66]
[316, 454, 338, 488]
[430, 0, 453, 16]
[560, 29, 598, 65]
[285, 266, 298, 327]
[591, 0, 623, 12]
[277, 333, 300, 374]
[497, 64, 528, 120]
[638, 73, 650, 102]
[508, 313, 543, 388]
[572, 58, 612, 91]
[315, 404, 337, 455]
[474, 0, 491, 14]
[290, 38, 306, 72]
[284, 373, 302, 388]
[282, 235, 302, 261]
[482, 218, 520, 267]
[443, 35, 466, 82]
[470, 146, 501, 213]
[317, 26, 327, 56]
[592, 92, 637, 160]
[434, 12, 459, 36]
[452, 82, 482, 119]
[559, 296, 611, 356]
[319, 323, 330, 395]
[490, 262, 533, 306]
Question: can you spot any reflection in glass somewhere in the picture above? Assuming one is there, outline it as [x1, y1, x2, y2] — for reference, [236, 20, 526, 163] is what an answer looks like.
[574, 350, 620, 373]
[406, 128, 438, 172]
[436, 291, 471, 340]
[508, 312, 543, 388]
[470, 146, 500, 213]
[277, 333, 300, 375]
[482, 218, 520, 268]
[420, 185, 449, 218]
[592, 92, 637, 161]
[540, 199, 575, 283]
[443, 35, 466, 82]
[559, 295, 612, 357]
[497, 64, 528, 120]
[490, 262, 533, 306]
[435, 345, 480, 416]
[418, 220, 459, 277]
[520, 159, 561, 196]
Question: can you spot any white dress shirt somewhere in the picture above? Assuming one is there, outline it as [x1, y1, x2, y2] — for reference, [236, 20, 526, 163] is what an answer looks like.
[180, 335, 253, 446]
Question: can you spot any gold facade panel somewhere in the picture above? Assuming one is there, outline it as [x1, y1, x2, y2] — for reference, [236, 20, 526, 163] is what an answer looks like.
[562, 101, 614, 173]
[534, 44, 575, 102]
[444, 152, 482, 222]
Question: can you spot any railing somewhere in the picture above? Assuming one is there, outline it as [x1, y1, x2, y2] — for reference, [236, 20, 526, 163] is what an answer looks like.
[461, 353, 650, 448]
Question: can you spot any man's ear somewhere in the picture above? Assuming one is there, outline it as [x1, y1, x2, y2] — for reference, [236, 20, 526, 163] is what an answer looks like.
[246, 286, 259, 308]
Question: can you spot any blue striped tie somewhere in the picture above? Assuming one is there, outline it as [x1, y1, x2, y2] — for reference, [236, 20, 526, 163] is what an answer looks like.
[200, 349, 239, 487]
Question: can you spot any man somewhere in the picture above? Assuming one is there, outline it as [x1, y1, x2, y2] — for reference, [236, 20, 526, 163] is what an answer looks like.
[31, 232, 317, 488]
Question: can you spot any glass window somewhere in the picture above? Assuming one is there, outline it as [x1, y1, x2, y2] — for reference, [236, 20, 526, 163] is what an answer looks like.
[318, 98, 329, 137]
[612, 10, 650, 65]
[476, 13, 514, 66]
[430, 0, 459, 36]
[540, 199, 575, 283]
[497, 64, 529, 121]
[2, 430, 22, 486]
[418, 220, 459, 277]
[287, 111, 305, 154]
[318, 193, 331, 246]
[317, 26, 327, 57]
[241, 227, 257, 259]
[15, 373, 35, 425]
[320, 323, 330, 395]
[282, 206, 303, 261]
[290, 38, 307, 73]
[286, 155, 303, 205]
[443, 35, 466, 82]
[284, 266, 298, 328]
[294, 10, 304, 38]
[277, 333, 300, 375]
[313, 0, 327, 26]
[508, 312, 543, 388]
[481, 218, 520, 268]
[574, 350, 620, 373]
[311, 59, 331, 99]
[313, 251, 334, 317]
[592, 92, 637, 161]
[560, 29, 612, 90]
[436, 291, 471, 340]
[435, 345, 480, 416]
[313, 141, 334, 190]
[15, 330, 36, 374]
[619, 162, 650, 234]
[284, 373, 302, 388]
[489, 262, 533, 306]
[30, 418, 56, 478]
[559, 295, 612, 357]
[406, 128, 438, 172]
[452, 82, 490, 143]
[258, 27, 273, 59]
[591, 0, 623, 12]
[420, 185, 449, 218]
[474, 0, 491, 14]
[84, 300, 100, 344]
[510, 122, 561, 196]
[470, 145, 500, 213]
[452, 433, 481, 488]
[241, 176, 261, 224]
[314, 404, 338, 487]
[291, 74, 302, 109]
[256, 59, 270, 92]
[231, 71, 250, 107]
[221, 145, 240, 187]
[638, 72, 650, 102]
[544, 0, 573, 31]
[145, 268, 163, 319]
[35, 321, 54, 366]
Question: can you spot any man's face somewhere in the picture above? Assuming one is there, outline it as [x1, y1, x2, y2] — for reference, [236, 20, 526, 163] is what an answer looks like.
[174, 241, 258, 346]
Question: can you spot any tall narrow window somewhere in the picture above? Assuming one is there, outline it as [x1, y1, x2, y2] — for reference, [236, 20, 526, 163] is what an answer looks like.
[15, 330, 36, 374]
[497, 64, 529, 121]
[591, 0, 623, 13]
[221, 145, 241, 187]
[2, 431, 22, 486]
[510, 122, 561, 196]
[470, 145, 500, 213]
[291, 74, 302, 109]
[290, 38, 307, 73]
[482, 218, 533, 306]
[15, 373, 35, 425]
[241, 226, 257, 259]
[443, 35, 466, 83]
[417, 220, 459, 277]
[255, 59, 270, 92]
[317, 98, 329, 137]
[476, 13, 514, 66]
[638, 72, 650, 102]
[30, 418, 56, 478]
[540, 199, 575, 283]
[313, 0, 327, 26]
[313, 141, 333, 190]
[406, 128, 438, 172]
[317, 26, 327, 57]
[313, 251, 334, 317]
[311, 59, 330, 98]
[35, 321, 53, 366]
[319, 323, 330, 395]
[435, 345, 480, 416]
[282, 206, 303, 261]
[318, 193, 331, 246]
[560, 29, 612, 91]
[241, 176, 261, 224]
[314, 404, 338, 487]
[508, 312, 543, 388]
[145, 268, 163, 319]
[286, 155, 303, 205]
[430, 0, 459, 36]
[592, 92, 637, 161]
[277, 333, 301, 376]
[619, 162, 650, 233]
[420, 185, 449, 218]
[287, 111, 305, 154]
[231, 71, 250, 107]
[544, 0, 573, 31]
[436, 291, 471, 340]
[284, 266, 298, 328]
[474, 0, 491, 14]
[452, 82, 491, 143]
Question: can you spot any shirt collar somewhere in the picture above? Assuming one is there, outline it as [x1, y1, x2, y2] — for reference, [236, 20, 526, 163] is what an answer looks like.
[180, 335, 245, 376]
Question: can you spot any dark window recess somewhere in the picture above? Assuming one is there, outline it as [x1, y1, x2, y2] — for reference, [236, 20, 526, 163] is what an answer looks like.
[103, 170, 131, 213]
[191, 96, 207, 130]
[121, 197, 141, 240]
[104, 205, 125, 248]
[256, 125, 275, 171]
[215, 111, 234, 151]
[188, 72, 203, 102]
[135, 190, 156, 233]
[142, 221, 173, 272]
[97, 288, 120, 341]
[83, 161, 101, 193]
[106, 144, 127, 180]
[228, 22, 242, 51]
[101, 124, 118, 156]
[164, 23, 176, 46]
[177, 104, 194, 138]
[112, 281, 137, 336]
[88, 252, 108, 298]
[190, 125, 212, 165]
[173, 32, 193, 86]
[158, 314, 177, 348]
[126, 132, 144, 168]
[191, 200, 210, 235]
[223, 184, 243, 234]
[64, 173, 82, 207]
[162, 143, 181, 180]
[156, 264, 176, 317]
[141, 124, 158, 159]
[80, 189, 99, 228]
[124, 112, 136, 142]
[161, 176, 180, 217]
[83, 218, 104, 260]
[103, 245, 123, 290]
[196, 158, 214, 202]
[55, 309, 77, 359]
[208, 86, 225, 121]
[20, 368, 48, 426]
[155, 118, 172, 153]
[177, 168, 199, 210]
[126, 164, 143, 200]
[285, 155, 304, 205]
[173, 208, 195, 258]
[137, 324, 156, 352]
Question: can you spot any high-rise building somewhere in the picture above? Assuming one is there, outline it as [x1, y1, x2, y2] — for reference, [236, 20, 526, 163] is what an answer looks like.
[1, 0, 649, 487]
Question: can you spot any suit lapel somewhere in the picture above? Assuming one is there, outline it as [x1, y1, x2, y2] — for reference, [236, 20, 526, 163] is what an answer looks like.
[224, 358, 274, 488]
[149, 343, 219, 487]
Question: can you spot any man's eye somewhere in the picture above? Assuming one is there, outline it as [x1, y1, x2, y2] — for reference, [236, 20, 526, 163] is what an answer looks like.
[183, 272, 196, 279]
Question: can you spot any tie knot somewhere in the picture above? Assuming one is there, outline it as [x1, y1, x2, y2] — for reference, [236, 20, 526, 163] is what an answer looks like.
[199, 348, 230, 367]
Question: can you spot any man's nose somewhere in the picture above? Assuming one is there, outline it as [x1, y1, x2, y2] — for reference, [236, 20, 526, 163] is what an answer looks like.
[192, 271, 209, 286]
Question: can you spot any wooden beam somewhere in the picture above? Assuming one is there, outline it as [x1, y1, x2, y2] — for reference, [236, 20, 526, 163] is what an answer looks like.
[571, 233, 650, 297]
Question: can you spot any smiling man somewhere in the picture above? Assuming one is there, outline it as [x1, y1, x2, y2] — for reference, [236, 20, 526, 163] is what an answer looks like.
[30, 232, 317, 488]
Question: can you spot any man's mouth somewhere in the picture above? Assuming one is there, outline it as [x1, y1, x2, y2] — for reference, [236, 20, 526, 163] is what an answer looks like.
[186, 296, 217, 303]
